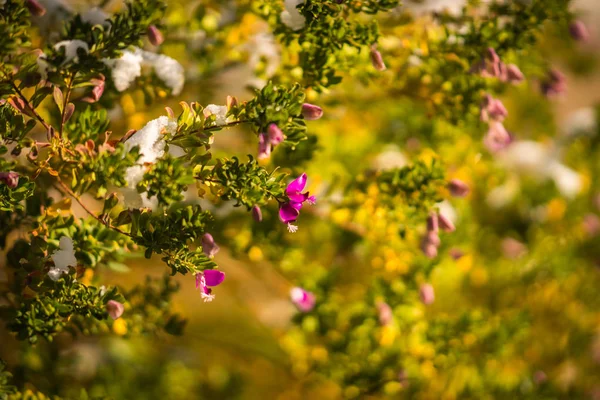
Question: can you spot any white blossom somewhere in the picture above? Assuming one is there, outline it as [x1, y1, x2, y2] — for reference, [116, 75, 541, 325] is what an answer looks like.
[121, 116, 177, 209]
[497, 141, 582, 199]
[561, 107, 597, 137]
[49, 236, 77, 281]
[204, 104, 231, 126]
[103, 50, 144, 92]
[281, 0, 306, 31]
[54, 40, 89, 64]
[81, 7, 110, 27]
[140, 50, 185, 95]
[245, 33, 281, 88]
[37, 54, 49, 80]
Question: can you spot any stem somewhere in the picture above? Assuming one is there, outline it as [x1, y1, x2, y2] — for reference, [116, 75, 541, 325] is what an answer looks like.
[9, 82, 52, 140]
[59, 72, 76, 136]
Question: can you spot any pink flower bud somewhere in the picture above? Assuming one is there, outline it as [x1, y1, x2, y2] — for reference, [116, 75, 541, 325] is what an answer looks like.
[569, 20, 590, 42]
[257, 133, 271, 160]
[201, 233, 220, 258]
[267, 123, 284, 146]
[147, 25, 164, 46]
[421, 240, 438, 259]
[301, 103, 323, 120]
[376, 301, 393, 326]
[449, 248, 464, 260]
[426, 213, 439, 232]
[370, 46, 386, 71]
[290, 287, 316, 312]
[448, 179, 470, 197]
[106, 300, 124, 320]
[438, 213, 455, 233]
[485, 47, 500, 64]
[480, 94, 508, 122]
[26, 0, 47, 16]
[425, 231, 441, 247]
[541, 68, 567, 97]
[419, 283, 435, 305]
[484, 121, 512, 153]
[0, 171, 19, 189]
[252, 205, 263, 222]
[506, 64, 524, 84]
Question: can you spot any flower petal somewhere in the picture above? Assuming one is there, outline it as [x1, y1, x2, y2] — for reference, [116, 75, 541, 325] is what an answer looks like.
[286, 173, 307, 194]
[279, 202, 300, 223]
[204, 270, 225, 287]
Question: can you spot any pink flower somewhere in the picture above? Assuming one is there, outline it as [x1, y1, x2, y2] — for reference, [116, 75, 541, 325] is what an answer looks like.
[376, 301, 393, 326]
[267, 123, 284, 145]
[82, 75, 105, 103]
[195, 270, 226, 302]
[258, 133, 271, 160]
[419, 283, 435, 305]
[0, 171, 19, 189]
[26, 0, 46, 16]
[541, 68, 567, 97]
[201, 233, 220, 258]
[438, 213, 456, 232]
[279, 173, 316, 233]
[484, 121, 512, 152]
[290, 287, 315, 312]
[448, 179, 470, 197]
[506, 64, 524, 84]
[480, 95, 508, 122]
[301, 103, 323, 120]
[106, 300, 124, 320]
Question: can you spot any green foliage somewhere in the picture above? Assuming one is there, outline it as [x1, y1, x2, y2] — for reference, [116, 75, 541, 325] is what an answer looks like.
[138, 154, 194, 206]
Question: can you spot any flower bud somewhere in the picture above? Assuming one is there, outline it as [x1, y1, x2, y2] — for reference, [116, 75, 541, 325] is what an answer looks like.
[257, 133, 271, 160]
[301, 103, 323, 120]
[449, 248, 464, 260]
[26, 0, 47, 16]
[481, 94, 508, 122]
[419, 283, 435, 305]
[501, 237, 526, 260]
[485, 47, 500, 64]
[290, 287, 316, 312]
[506, 64, 524, 83]
[106, 300, 124, 320]
[421, 240, 438, 259]
[252, 205, 263, 222]
[267, 123, 284, 146]
[448, 179, 470, 197]
[541, 68, 567, 97]
[147, 25, 164, 46]
[201, 233, 220, 258]
[425, 231, 440, 247]
[438, 212, 456, 233]
[426, 213, 439, 232]
[484, 121, 512, 152]
[0, 171, 19, 189]
[376, 301, 393, 326]
[569, 20, 590, 42]
[370, 46, 386, 71]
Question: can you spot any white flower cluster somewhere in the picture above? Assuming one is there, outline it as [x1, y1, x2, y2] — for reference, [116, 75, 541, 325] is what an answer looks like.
[121, 116, 177, 209]
[281, 0, 306, 31]
[49, 236, 77, 281]
[245, 33, 281, 88]
[104, 48, 185, 95]
[37, 39, 90, 80]
[204, 104, 231, 126]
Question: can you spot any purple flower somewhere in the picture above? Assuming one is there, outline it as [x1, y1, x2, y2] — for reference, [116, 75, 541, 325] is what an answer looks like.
[301, 103, 323, 120]
[147, 25, 164, 46]
[195, 270, 226, 302]
[279, 173, 316, 232]
[448, 179, 470, 197]
[0, 171, 19, 189]
[258, 133, 271, 160]
[267, 123, 284, 145]
[26, 0, 46, 16]
[106, 300, 124, 320]
[290, 287, 315, 312]
[252, 205, 263, 222]
[370, 45, 386, 71]
[201, 233, 220, 258]
[419, 283, 435, 305]
[569, 21, 590, 42]
[376, 301, 393, 326]
[480, 95, 508, 122]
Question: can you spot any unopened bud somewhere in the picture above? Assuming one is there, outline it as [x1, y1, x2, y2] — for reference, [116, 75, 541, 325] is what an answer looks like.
[301, 103, 323, 120]
[426, 213, 439, 232]
[421, 240, 438, 259]
[0, 171, 19, 189]
[106, 300, 124, 320]
[201, 233, 220, 258]
[419, 283, 435, 305]
[448, 179, 470, 197]
[370, 46, 386, 71]
[26, 0, 47, 16]
[252, 205, 263, 222]
[438, 213, 456, 233]
[569, 20, 590, 42]
[506, 64, 524, 84]
[147, 25, 164, 46]
[257, 133, 271, 160]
